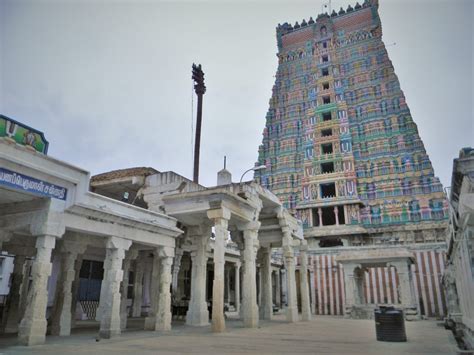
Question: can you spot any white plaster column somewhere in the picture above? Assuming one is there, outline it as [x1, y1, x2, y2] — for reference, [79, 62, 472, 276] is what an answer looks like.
[234, 262, 241, 314]
[186, 226, 210, 326]
[151, 247, 174, 331]
[50, 241, 86, 336]
[299, 242, 311, 321]
[98, 237, 132, 339]
[120, 249, 138, 330]
[241, 222, 260, 328]
[207, 209, 230, 333]
[259, 246, 273, 320]
[3, 255, 26, 333]
[131, 255, 145, 317]
[18, 235, 57, 346]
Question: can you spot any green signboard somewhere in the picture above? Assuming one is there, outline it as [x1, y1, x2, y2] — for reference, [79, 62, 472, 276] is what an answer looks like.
[0, 115, 49, 154]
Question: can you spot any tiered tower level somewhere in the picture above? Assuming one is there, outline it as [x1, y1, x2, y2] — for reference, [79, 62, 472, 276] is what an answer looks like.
[256, 0, 448, 246]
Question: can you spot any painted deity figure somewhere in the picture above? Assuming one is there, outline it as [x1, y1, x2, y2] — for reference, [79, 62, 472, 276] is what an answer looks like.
[24, 131, 36, 147]
[6, 120, 17, 137]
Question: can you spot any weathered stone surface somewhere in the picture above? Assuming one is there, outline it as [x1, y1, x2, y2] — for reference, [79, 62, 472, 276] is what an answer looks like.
[241, 223, 260, 328]
[3, 255, 26, 334]
[186, 226, 210, 326]
[208, 211, 229, 333]
[260, 246, 273, 320]
[98, 237, 131, 339]
[299, 244, 311, 321]
[18, 235, 56, 346]
[50, 241, 87, 336]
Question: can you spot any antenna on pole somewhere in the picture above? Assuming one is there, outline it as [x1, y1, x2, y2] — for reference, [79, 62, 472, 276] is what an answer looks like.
[224, 156, 226, 170]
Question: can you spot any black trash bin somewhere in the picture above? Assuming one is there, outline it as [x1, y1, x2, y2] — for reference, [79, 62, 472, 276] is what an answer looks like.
[374, 306, 407, 342]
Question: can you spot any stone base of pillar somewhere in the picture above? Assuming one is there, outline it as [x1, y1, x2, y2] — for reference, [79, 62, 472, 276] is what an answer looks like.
[144, 316, 157, 330]
[404, 307, 420, 321]
[344, 306, 353, 319]
[260, 306, 273, 321]
[243, 304, 259, 328]
[186, 306, 209, 326]
[99, 327, 121, 339]
[286, 306, 298, 323]
[18, 319, 47, 346]
[301, 308, 311, 322]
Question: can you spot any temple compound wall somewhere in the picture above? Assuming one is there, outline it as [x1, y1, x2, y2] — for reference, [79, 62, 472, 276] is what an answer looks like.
[443, 148, 474, 349]
[254, 0, 449, 319]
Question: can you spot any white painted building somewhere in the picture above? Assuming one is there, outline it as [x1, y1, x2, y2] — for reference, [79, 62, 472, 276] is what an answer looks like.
[444, 147, 474, 350]
[0, 115, 310, 348]
[0, 117, 183, 345]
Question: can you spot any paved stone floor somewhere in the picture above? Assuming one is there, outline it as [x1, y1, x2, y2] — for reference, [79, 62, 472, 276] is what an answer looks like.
[0, 314, 456, 354]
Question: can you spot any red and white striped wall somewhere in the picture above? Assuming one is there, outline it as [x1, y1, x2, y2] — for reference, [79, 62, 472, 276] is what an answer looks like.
[310, 248, 447, 317]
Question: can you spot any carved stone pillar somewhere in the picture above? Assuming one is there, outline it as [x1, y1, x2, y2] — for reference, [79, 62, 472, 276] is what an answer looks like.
[283, 245, 298, 323]
[3, 255, 26, 333]
[334, 206, 339, 226]
[50, 241, 87, 336]
[259, 246, 273, 320]
[156, 249, 174, 331]
[299, 243, 311, 321]
[144, 249, 161, 330]
[342, 262, 357, 318]
[186, 226, 210, 326]
[70, 254, 84, 328]
[234, 262, 241, 314]
[225, 265, 231, 305]
[207, 209, 230, 333]
[281, 269, 288, 306]
[241, 222, 260, 328]
[120, 249, 138, 330]
[132, 255, 145, 317]
[18, 235, 57, 346]
[274, 269, 281, 308]
[171, 249, 183, 298]
[98, 237, 132, 339]
[309, 268, 316, 314]
[390, 259, 418, 319]
[318, 208, 323, 227]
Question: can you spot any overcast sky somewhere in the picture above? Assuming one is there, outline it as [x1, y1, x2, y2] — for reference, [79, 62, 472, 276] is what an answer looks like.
[1, 0, 472, 189]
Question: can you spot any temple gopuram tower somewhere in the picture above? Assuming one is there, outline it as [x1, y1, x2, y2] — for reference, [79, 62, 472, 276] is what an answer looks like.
[256, 0, 449, 318]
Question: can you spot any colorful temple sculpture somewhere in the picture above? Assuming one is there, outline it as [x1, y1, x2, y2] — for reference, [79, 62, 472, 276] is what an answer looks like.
[256, 0, 449, 319]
